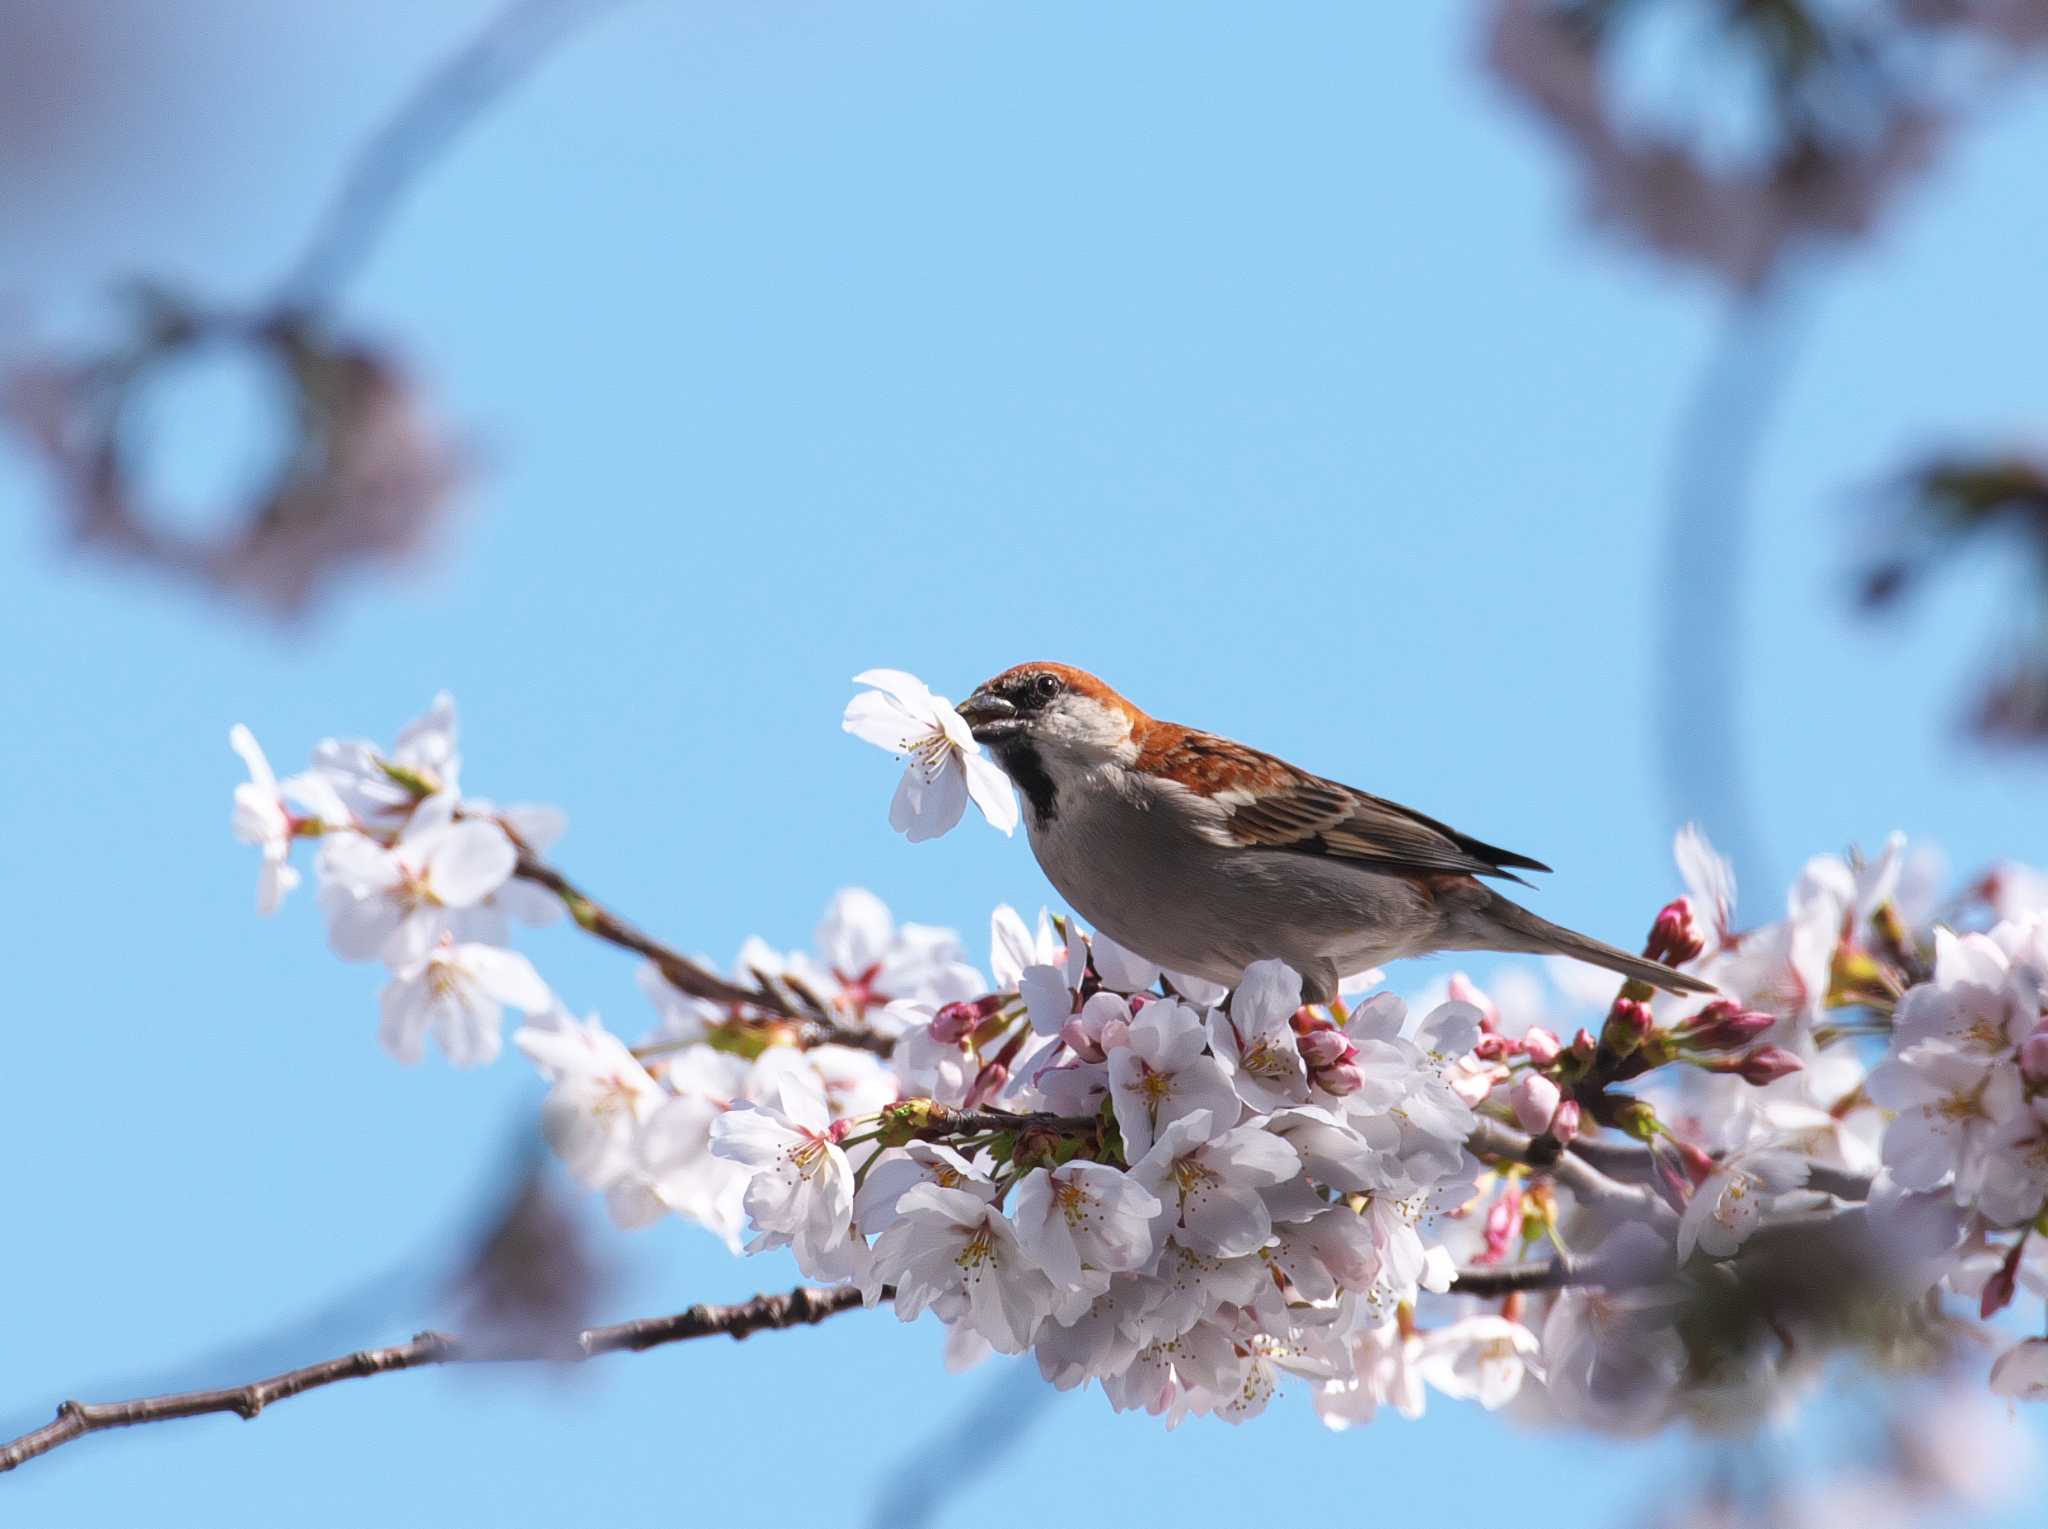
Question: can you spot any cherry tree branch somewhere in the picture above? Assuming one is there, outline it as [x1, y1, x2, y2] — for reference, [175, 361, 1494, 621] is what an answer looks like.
[0, 1282, 871, 1475]
[512, 851, 894, 1055]
[1566, 1135, 1875, 1203]
[1466, 1118, 1680, 1231]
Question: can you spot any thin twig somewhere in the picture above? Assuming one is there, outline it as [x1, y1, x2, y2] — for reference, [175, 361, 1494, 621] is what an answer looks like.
[0, 1283, 873, 1475]
[1567, 1135, 1874, 1203]
[275, 0, 636, 308]
[1447, 1259, 1581, 1297]
[1467, 1118, 1679, 1232]
[513, 851, 894, 1056]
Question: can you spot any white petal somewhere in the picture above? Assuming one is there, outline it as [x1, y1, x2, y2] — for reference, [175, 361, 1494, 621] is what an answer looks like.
[962, 752, 1019, 835]
[425, 821, 517, 906]
[460, 945, 553, 1011]
[850, 668, 945, 718]
[842, 689, 922, 752]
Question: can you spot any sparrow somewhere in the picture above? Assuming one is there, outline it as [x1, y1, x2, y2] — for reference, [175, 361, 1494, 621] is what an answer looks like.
[953, 662, 1715, 1006]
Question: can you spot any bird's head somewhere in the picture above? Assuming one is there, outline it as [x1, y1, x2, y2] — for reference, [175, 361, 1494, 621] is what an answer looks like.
[956, 663, 1145, 771]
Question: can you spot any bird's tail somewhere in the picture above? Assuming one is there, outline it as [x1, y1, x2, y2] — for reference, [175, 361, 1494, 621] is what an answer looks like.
[1453, 888, 1717, 998]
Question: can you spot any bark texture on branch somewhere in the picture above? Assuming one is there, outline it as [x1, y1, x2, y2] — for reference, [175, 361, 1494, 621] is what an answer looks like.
[0, 1283, 871, 1474]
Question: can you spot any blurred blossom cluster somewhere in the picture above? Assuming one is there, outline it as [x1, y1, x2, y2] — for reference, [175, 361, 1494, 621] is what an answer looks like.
[1483, 0, 2048, 292]
[4, 289, 464, 621]
[227, 673, 2048, 1433]
[1860, 448, 2048, 743]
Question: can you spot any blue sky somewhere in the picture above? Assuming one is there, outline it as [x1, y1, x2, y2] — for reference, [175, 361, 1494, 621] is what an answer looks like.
[3, 2, 2046, 1524]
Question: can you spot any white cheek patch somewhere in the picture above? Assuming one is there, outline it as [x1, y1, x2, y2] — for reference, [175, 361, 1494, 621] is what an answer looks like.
[1044, 696, 1133, 753]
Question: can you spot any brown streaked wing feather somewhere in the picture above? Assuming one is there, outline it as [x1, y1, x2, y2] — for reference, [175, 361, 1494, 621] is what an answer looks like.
[1224, 767, 1552, 885]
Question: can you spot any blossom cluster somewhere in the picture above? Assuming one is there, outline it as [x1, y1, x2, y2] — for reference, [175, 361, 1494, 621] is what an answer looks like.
[229, 682, 2048, 1432]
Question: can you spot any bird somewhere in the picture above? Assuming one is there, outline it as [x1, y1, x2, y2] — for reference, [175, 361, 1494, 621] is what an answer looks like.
[952, 661, 1716, 1006]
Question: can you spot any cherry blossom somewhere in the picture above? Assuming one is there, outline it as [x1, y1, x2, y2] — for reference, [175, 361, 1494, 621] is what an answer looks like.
[869, 1184, 1057, 1353]
[1107, 998, 1241, 1160]
[1130, 1112, 1301, 1259]
[710, 1081, 860, 1282]
[1417, 1316, 1543, 1410]
[842, 669, 1018, 842]
[515, 1007, 666, 1190]
[316, 793, 517, 966]
[229, 725, 349, 914]
[1207, 958, 1311, 1112]
[378, 936, 551, 1067]
[1677, 1144, 1810, 1262]
[1011, 1160, 1162, 1289]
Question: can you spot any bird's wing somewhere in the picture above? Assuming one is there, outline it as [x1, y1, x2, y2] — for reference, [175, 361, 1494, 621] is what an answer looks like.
[1136, 724, 1552, 885]
[1219, 761, 1549, 885]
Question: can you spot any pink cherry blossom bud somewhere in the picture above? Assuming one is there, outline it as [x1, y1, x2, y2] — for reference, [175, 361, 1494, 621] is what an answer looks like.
[2021, 1023, 2048, 1085]
[1982, 1240, 2025, 1320]
[1549, 1099, 1581, 1145]
[1601, 998, 1654, 1057]
[929, 1003, 979, 1044]
[963, 1061, 1009, 1109]
[1644, 897, 1704, 967]
[1683, 999, 1775, 1052]
[1317, 1061, 1365, 1097]
[1059, 1016, 1106, 1063]
[1290, 1006, 1320, 1036]
[1736, 1045, 1804, 1086]
[1522, 1026, 1561, 1066]
[1481, 1184, 1523, 1264]
[1474, 1033, 1512, 1062]
[1511, 1073, 1563, 1134]
[1299, 1029, 1354, 1070]
[1124, 993, 1152, 1015]
[1674, 1140, 1715, 1188]
[1570, 1028, 1598, 1061]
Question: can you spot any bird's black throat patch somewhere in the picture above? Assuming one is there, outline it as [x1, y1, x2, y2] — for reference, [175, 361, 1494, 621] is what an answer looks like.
[990, 738, 1058, 823]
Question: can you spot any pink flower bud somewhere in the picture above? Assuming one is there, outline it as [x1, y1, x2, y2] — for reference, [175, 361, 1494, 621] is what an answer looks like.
[963, 1061, 1009, 1109]
[1317, 1062, 1365, 1097]
[2021, 1023, 2048, 1085]
[1684, 999, 1774, 1052]
[1644, 897, 1704, 967]
[1289, 1006, 1320, 1036]
[1474, 1033, 1512, 1062]
[1481, 1184, 1523, 1264]
[1522, 1026, 1561, 1066]
[929, 1003, 980, 1044]
[1511, 1073, 1562, 1134]
[1059, 1016, 1105, 1063]
[1601, 998, 1654, 1056]
[1549, 1099, 1581, 1145]
[1570, 1028, 1598, 1061]
[1674, 1140, 1714, 1188]
[1736, 1045, 1804, 1086]
[1299, 1029, 1354, 1070]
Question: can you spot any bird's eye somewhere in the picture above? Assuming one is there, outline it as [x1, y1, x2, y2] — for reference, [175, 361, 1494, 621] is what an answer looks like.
[1032, 672, 1062, 701]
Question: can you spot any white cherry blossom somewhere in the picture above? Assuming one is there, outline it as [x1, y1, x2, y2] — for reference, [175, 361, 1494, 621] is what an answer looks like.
[1107, 998, 1241, 1160]
[1416, 1315, 1543, 1410]
[378, 936, 551, 1067]
[870, 1184, 1056, 1353]
[515, 1007, 665, 1189]
[843, 669, 1017, 841]
[316, 793, 517, 966]
[710, 1080, 858, 1281]
[1677, 1144, 1810, 1262]
[1011, 1160, 1162, 1288]
[1208, 959, 1311, 1112]
[1131, 1112, 1301, 1258]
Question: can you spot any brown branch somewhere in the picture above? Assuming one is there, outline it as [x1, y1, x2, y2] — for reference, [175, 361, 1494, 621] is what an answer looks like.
[1566, 1135, 1874, 1203]
[1466, 1117, 1680, 1232]
[1448, 1259, 1580, 1297]
[0, 1282, 874, 1475]
[513, 851, 893, 1056]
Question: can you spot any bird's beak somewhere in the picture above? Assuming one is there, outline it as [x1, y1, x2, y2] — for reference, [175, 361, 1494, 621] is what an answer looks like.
[956, 689, 1019, 744]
